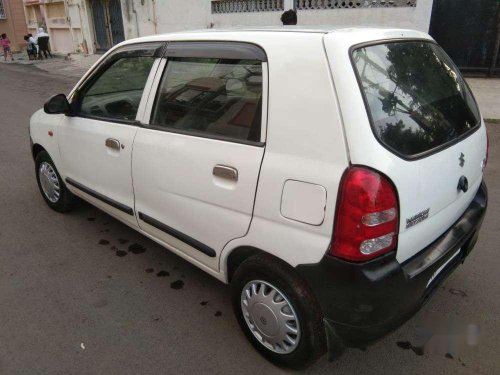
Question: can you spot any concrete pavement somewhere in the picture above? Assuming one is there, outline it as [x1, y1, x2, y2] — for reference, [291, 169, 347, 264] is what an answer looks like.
[466, 78, 500, 120]
[1, 51, 100, 79]
[0, 62, 499, 374]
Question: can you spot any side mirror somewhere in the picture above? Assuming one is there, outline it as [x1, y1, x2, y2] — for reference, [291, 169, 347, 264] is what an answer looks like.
[44, 94, 72, 115]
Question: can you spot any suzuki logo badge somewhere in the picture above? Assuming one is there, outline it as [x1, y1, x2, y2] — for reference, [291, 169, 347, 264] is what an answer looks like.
[459, 153, 465, 167]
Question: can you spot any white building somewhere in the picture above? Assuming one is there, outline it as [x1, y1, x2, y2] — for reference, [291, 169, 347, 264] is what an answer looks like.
[62, 0, 433, 55]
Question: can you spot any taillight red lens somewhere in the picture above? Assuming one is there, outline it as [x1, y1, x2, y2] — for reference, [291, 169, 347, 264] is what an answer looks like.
[329, 166, 399, 262]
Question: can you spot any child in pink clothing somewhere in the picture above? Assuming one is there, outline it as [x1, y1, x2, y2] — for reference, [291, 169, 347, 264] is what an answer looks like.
[1, 34, 14, 61]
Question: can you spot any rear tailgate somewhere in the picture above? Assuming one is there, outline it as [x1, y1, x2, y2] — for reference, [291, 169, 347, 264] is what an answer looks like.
[324, 32, 487, 263]
[392, 127, 485, 262]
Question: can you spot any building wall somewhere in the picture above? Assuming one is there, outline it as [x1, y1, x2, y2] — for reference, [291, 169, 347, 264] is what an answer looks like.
[149, 0, 434, 34]
[43, 0, 435, 55]
[23, 0, 79, 54]
[0, 0, 28, 51]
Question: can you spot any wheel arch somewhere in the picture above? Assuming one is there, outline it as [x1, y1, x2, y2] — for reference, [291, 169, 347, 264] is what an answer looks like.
[32, 143, 46, 160]
[225, 246, 294, 283]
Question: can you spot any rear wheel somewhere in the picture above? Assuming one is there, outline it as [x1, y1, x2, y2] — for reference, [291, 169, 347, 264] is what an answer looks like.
[35, 150, 75, 212]
[231, 254, 326, 369]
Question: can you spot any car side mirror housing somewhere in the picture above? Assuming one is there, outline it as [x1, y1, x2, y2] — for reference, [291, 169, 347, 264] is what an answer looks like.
[44, 94, 72, 115]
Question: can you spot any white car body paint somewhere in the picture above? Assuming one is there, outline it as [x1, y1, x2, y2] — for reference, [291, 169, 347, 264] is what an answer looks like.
[29, 27, 486, 285]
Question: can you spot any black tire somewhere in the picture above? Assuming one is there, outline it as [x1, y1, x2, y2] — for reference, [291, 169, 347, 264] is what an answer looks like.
[35, 150, 75, 212]
[231, 253, 326, 369]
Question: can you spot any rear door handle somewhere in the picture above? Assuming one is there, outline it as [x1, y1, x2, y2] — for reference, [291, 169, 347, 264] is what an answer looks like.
[213, 165, 238, 181]
[105, 138, 121, 151]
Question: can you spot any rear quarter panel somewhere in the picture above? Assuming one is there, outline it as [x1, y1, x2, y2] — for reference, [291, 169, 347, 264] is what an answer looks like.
[214, 32, 350, 273]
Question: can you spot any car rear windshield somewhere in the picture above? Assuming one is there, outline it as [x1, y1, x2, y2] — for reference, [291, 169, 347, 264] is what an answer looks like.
[352, 41, 480, 158]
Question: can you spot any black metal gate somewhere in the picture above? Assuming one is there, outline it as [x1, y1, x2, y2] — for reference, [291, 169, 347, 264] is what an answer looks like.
[90, 0, 109, 51]
[108, 0, 125, 45]
[90, 0, 126, 52]
[429, 0, 500, 76]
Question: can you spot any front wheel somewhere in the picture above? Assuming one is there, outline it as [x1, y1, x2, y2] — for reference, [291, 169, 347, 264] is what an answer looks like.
[231, 254, 326, 369]
[35, 150, 75, 212]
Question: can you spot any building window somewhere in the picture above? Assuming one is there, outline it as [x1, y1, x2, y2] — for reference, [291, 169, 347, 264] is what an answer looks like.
[0, 0, 6, 19]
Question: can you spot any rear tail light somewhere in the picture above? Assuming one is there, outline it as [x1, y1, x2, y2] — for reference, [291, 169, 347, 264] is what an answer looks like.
[329, 166, 399, 262]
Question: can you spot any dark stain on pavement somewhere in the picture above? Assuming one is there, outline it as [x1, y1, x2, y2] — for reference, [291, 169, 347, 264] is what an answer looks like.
[98, 239, 110, 245]
[396, 341, 424, 356]
[445, 353, 454, 359]
[449, 288, 467, 297]
[116, 250, 127, 257]
[118, 238, 128, 244]
[157, 270, 169, 277]
[215, 311, 222, 317]
[171, 280, 184, 290]
[128, 243, 146, 254]
[200, 301, 208, 306]
[145, 268, 154, 273]
[93, 299, 108, 308]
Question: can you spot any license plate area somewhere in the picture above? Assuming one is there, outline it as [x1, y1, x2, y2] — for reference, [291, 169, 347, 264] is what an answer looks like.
[422, 248, 463, 301]
[426, 248, 461, 289]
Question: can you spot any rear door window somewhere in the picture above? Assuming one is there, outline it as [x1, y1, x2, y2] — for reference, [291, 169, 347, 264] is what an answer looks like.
[352, 41, 480, 158]
[150, 57, 263, 143]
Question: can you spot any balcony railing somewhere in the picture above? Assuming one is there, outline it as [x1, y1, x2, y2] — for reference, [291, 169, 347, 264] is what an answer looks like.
[211, 0, 284, 14]
[295, 0, 417, 9]
[211, 0, 417, 13]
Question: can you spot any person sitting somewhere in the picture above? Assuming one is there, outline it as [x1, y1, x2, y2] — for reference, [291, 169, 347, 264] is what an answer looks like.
[35, 28, 52, 59]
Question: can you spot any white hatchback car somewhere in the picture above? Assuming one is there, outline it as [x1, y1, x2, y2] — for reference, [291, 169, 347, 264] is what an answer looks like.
[30, 27, 488, 369]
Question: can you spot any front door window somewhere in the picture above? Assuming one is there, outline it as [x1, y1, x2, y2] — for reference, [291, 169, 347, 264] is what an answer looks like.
[78, 55, 155, 121]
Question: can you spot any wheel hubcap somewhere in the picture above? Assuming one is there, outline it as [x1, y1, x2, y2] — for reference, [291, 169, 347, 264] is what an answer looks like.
[241, 280, 301, 354]
[39, 162, 60, 203]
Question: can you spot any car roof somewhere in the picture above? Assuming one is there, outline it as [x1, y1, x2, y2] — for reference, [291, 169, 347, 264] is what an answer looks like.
[167, 25, 375, 34]
[119, 26, 432, 45]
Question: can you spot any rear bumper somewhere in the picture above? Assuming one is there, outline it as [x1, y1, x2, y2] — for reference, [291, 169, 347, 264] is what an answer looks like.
[296, 181, 488, 351]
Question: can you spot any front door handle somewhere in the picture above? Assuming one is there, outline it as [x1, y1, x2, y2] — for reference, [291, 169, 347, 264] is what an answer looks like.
[213, 165, 238, 181]
[105, 138, 120, 151]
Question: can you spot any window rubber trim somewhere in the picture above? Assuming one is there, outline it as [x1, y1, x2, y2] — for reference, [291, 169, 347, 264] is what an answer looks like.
[65, 177, 134, 215]
[70, 114, 141, 126]
[140, 123, 265, 147]
[349, 38, 482, 162]
[138, 212, 217, 258]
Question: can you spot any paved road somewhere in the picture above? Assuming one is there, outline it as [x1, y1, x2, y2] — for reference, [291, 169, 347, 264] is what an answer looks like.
[0, 62, 499, 375]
